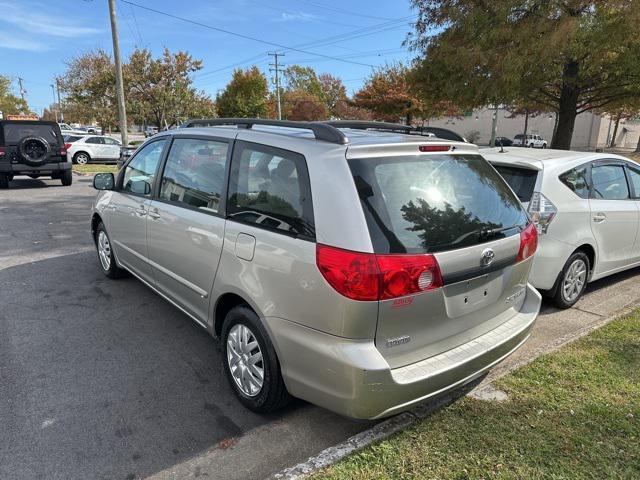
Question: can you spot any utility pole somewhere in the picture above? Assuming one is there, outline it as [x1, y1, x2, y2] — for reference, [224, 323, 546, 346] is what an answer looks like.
[269, 52, 285, 120]
[17, 77, 26, 102]
[108, 0, 128, 146]
[50, 84, 58, 122]
[55, 78, 64, 122]
[489, 104, 499, 147]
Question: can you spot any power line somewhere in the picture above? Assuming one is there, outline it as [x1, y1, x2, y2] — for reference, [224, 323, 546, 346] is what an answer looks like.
[296, 0, 393, 21]
[121, 0, 375, 68]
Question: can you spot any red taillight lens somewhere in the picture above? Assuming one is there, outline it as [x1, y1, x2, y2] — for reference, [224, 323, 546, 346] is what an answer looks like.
[60, 146, 68, 156]
[316, 245, 379, 301]
[64, 143, 72, 150]
[517, 223, 538, 262]
[377, 254, 443, 300]
[0, 146, 5, 157]
[419, 145, 451, 152]
[316, 244, 443, 301]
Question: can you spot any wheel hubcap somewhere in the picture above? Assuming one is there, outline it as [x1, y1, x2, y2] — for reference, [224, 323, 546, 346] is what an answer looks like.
[562, 259, 587, 303]
[226, 324, 264, 397]
[77, 154, 88, 164]
[97, 231, 111, 271]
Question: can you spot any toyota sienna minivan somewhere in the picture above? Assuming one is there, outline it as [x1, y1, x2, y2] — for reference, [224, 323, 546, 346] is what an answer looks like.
[90, 119, 541, 419]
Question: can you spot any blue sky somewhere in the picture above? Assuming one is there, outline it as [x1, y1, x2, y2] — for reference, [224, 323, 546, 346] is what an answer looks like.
[2, 0, 417, 115]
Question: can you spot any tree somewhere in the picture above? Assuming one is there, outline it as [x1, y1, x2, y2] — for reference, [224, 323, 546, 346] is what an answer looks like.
[282, 90, 327, 121]
[0, 76, 30, 116]
[408, 0, 640, 149]
[353, 64, 425, 123]
[58, 50, 118, 131]
[283, 65, 323, 99]
[125, 48, 215, 128]
[217, 67, 268, 118]
[318, 73, 349, 118]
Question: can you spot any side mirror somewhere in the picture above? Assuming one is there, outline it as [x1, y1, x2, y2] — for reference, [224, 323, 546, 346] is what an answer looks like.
[93, 172, 115, 190]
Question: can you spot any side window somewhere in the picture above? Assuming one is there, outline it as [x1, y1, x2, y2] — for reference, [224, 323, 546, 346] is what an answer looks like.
[86, 137, 104, 144]
[103, 137, 119, 145]
[227, 141, 315, 238]
[122, 139, 166, 195]
[627, 165, 640, 198]
[159, 138, 228, 213]
[591, 164, 629, 200]
[559, 164, 590, 199]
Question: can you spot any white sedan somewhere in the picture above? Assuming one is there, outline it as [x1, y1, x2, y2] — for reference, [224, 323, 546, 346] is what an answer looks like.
[65, 135, 121, 164]
[485, 147, 640, 308]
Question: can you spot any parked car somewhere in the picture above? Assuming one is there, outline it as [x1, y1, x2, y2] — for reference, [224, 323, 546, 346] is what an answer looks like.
[494, 136, 513, 147]
[0, 119, 71, 188]
[144, 126, 159, 138]
[58, 122, 86, 136]
[512, 134, 547, 148]
[486, 147, 640, 308]
[90, 119, 541, 419]
[66, 135, 121, 164]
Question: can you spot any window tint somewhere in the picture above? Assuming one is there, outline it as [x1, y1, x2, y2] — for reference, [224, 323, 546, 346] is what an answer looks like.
[591, 164, 629, 200]
[560, 164, 590, 199]
[227, 141, 315, 238]
[103, 137, 119, 145]
[85, 137, 104, 144]
[159, 138, 228, 213]
[492, 165, 538, 202]
[348, 154, 528, 254]
[64, 135, 83, 142]
[627, 166, 640, 198]
[122, 139, 166, 195]
[3, 123, 61, 144]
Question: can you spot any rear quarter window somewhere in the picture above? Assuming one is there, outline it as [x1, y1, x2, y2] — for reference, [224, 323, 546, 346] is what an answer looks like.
[348, 154, 528, 254]
[559, 165, 590, 199]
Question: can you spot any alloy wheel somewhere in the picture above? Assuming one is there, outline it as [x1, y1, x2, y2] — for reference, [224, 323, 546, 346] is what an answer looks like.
[97, 230, 112, 271]
[562, 258, 587, 303]
[226, 323, 264, 397]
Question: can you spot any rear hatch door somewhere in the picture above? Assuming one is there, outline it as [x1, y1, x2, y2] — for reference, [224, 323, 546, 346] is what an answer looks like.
[348, 152, 532, 368]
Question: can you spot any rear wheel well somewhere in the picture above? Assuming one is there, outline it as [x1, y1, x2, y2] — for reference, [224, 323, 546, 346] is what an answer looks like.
[575, 244, 595, 274]
[214, 293, 252, 337]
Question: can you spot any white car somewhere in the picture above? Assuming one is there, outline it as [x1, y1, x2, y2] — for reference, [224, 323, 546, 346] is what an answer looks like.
[485, 147, 640, 307]
[513, 134, 547, 148]
[58, 122, 86, 136]
[65, 135, 122, 164]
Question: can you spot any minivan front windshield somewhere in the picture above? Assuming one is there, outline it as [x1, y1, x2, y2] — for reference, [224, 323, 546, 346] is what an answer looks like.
[348, 154, 528, 254]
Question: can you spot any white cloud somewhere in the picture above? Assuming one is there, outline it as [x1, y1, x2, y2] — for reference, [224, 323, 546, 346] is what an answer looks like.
[278, 12, 321, 22]
[0, 2, 101, 39]
[0, 32, 52, 52]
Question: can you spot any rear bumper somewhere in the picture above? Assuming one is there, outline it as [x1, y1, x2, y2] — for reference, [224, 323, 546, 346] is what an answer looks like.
[266, 284, 541, 419]
[529, 235, 576, 290]
[0, 161, 71, 174]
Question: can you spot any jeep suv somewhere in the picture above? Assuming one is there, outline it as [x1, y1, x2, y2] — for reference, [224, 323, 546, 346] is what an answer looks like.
[90, 119, 541, 419]
[0, 120, 72, 188]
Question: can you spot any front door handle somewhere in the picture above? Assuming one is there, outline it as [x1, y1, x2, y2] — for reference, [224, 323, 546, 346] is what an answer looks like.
[148, 208, 161, 220]
[593, 212, 607, 223]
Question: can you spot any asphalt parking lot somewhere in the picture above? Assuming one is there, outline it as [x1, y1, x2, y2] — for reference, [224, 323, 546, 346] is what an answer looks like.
[2, 174, 640, 480]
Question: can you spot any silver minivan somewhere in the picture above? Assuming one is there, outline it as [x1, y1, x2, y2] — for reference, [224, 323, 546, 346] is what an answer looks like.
[90, 119, 541, 419]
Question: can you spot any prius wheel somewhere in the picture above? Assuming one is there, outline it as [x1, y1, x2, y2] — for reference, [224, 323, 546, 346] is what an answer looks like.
[553, 251, 589, 309]
[221, 305, 291, 413]
[95, 222, 125, 279]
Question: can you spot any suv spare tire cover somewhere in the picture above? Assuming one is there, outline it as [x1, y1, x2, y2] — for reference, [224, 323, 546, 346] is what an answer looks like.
[18, 136, 50, 166]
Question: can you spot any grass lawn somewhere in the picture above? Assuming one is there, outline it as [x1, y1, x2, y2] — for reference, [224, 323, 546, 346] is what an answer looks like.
[313, 312, 640, 480]
[72, 164, 118, 175]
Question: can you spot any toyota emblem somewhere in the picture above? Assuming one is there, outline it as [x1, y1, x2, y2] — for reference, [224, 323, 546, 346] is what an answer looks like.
[481, 248, 495, 267]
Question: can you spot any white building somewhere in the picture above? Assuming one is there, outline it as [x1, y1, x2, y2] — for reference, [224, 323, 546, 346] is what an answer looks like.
[425, 107, 640, 150]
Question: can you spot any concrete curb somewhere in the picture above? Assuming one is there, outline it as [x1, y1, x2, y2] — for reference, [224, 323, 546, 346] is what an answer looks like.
[269, 299, 640, 480]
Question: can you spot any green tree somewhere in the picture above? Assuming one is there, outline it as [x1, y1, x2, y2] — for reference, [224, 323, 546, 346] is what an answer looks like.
[217, 67, 268, 118]
[283, 65, 323, 99]
[408, 0, 640, 149]
[125, 48, 215, 128]
[0, 76, 30, 116]
[58, 50, 118, 131]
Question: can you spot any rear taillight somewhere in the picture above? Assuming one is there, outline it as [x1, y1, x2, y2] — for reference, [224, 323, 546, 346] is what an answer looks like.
[60, 146, 67, 156]
[517, 223, 538, 262]
[316, 244, 443, 301]
[0, 146, 5, 157]
[64, 143, 72, 150]
[419, 145, 452, 152]
[528, 191, 556, 234]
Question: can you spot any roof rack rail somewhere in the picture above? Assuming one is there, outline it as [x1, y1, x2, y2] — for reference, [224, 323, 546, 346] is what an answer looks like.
[180, 118, 348, 145]
[323, 120, 413, 133]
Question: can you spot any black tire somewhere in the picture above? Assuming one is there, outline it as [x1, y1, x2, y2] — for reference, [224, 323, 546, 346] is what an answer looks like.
[73, 152, 91, 165]
[0, 174, 8, 189]
[61, 170, 72, 186]
[542, 143, 547, 149]
[552, 251, 590, 309]
[95, 222, 126, 279]
[221, 306, 291, 414]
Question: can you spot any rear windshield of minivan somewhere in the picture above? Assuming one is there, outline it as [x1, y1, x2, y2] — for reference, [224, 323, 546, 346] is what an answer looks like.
[491, 164, 538, 202]
[348, 154, 528, 254]
[3, 123, 61, 144]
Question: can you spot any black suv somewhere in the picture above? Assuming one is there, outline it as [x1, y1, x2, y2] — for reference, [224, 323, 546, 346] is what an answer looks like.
[0, 120, 72, 188]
